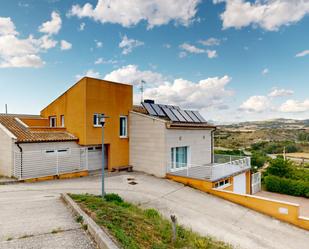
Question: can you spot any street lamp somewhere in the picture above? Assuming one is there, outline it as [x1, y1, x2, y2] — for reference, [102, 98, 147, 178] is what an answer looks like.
[98, 114, 108, 198]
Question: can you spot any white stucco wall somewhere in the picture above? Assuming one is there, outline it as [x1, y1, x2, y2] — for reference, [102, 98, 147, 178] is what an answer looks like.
[17, 141, 80, 152]
[129, 111, 214, 177]
[129, 112, 166, 177]
[0, 125, 14, 177]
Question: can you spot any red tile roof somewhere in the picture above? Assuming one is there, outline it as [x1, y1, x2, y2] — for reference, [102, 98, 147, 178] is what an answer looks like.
[0, 114, 78, 143]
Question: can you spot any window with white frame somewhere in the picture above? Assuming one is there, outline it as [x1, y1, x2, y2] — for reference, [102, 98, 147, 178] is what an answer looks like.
[171, 146, 189, 169]
[60, 115, 65, 127]
[120, 116, 128, 137]
[93, 113, 101, 127]
[214, 178, 230, 188]
[49, 116, 56, 127]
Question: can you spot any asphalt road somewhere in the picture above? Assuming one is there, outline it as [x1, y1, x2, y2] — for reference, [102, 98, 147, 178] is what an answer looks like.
[0, 172, 308, 249]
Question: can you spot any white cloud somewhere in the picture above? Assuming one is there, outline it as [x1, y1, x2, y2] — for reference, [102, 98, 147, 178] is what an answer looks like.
[279, 99, 309, 113]
[268, 88, 294, 97]
[295, 50, 309, 57]
[240, 95, 270, 112]
[38, 11, 62, 35]
[76, 69, 101, 80]
[119, 35, 144, 55]
[96, 41, 103, 48]
[68, 0, 200, 29]
[79, 22, 85, 31]
[94, 57, 117, 65]
[199, 37, 220, 46]
[179, 43, 217, 58]
[163, 43, 171, 48]
[0, 54, 44, 68]
[216, 0, 309, 31]
[0, 17, 18, 35]
[262, 68, 269, 75]
[39, 35, 57, 49]
[60, 40, 72, 50]
[104, 64, 164, 86]
[104, 64, 233, 109]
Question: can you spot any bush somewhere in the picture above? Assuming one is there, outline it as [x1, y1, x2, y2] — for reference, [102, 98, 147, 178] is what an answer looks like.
[265, 157, 292, 178]
[214, 149, 246, 156]
[104, 193, 123, 203]
[251, 151, 268, 169]
[264, 175, 309, 198]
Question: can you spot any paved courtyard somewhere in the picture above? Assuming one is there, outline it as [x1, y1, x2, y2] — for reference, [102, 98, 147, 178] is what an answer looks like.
[0, 172, 308, 249]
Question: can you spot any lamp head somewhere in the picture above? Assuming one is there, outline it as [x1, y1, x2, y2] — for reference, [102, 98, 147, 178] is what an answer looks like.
[98, 114, 106, 126]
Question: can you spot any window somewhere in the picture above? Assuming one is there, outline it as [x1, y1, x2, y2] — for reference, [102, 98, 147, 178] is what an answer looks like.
[171, 146, 189, 169]
[93, 113, 101, 127]
[49, 116, 56, 127]
[215, 178, 230, 188]
[57, 148, 69, 154]
[120, 116, 127, 137]
[60, 115, 65, 127]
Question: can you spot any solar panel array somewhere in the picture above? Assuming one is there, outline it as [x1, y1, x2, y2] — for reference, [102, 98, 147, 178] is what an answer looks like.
[142, 102, 206, 123]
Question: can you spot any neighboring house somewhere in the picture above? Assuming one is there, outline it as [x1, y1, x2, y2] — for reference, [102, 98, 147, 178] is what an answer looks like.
[130, 100, 251, 194]
[0, 77, 132, 180]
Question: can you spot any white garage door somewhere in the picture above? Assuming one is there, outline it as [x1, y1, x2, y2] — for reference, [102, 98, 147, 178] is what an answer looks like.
[233, 173, 246, 194]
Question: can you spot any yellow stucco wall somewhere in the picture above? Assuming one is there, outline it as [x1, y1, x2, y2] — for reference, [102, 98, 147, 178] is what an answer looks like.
[21, 118, 49, 127]
[40, 77, 133, 169]
[166, 173, 309, 231]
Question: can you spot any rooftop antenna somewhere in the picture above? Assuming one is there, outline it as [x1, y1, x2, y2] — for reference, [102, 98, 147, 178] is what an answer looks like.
[5, 104, 7, 114]
[140, 80, 146, 104]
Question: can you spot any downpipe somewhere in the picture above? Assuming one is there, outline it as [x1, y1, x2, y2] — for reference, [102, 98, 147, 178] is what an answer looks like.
[16, 143, 23, 179]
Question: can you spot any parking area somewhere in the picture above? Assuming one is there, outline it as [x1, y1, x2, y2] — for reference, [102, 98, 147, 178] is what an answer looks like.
[0, 172, 308, 249]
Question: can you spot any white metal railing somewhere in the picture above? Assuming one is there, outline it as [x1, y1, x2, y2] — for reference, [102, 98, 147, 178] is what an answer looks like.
[251, 172, 261, 194]
[167, 155, 251, 181]
[13, 147, 102, 180]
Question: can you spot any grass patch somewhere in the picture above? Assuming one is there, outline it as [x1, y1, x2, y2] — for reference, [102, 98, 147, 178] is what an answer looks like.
[70, 193, 232, 249]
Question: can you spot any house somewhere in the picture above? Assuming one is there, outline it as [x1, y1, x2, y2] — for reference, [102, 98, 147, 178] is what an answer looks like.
[130, 100, 251, 194]
[0, 77, 132, 180]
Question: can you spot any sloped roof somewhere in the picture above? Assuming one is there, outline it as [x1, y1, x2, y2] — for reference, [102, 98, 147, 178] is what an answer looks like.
[0, 114, 78, 143]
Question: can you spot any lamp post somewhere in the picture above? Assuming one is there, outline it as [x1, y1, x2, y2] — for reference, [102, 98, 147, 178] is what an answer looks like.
[99, 114, 107, 198]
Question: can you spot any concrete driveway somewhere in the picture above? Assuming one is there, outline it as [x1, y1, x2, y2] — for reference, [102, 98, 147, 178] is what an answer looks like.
[0, 172, 308, 249]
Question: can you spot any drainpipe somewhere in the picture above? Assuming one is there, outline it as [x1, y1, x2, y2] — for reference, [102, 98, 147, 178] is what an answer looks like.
[211, 127, 217, 164]
[16, 143, 23, 179]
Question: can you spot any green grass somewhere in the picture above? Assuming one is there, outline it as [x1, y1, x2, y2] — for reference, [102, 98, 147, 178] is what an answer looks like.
[70, 193, 232, 249]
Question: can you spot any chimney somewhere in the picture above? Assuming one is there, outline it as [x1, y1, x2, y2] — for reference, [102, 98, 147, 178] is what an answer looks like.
[144, 99, 155, 104]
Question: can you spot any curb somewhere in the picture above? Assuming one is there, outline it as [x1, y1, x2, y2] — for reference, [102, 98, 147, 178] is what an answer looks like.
[61, 193, 120, 249]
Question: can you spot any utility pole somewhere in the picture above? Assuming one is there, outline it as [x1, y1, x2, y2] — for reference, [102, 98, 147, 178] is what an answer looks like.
[140, 80, 146, 104]
[283, 146, 286, 161]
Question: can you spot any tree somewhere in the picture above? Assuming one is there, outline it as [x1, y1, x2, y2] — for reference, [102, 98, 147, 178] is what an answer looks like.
[266, 157, 292, 178]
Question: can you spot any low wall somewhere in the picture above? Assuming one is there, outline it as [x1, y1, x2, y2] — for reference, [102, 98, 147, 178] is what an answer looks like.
[166, 174, 309, 231]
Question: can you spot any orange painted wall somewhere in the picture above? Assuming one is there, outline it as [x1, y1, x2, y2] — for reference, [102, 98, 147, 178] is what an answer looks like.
[40, 77, 133, 169]
[21, 118, 49, 127]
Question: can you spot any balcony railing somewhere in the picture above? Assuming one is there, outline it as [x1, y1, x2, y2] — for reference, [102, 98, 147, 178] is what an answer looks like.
[167, 154, 251, 181]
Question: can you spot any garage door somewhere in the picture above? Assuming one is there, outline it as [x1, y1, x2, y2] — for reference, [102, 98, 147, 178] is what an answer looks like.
[233, 173, 246, 194]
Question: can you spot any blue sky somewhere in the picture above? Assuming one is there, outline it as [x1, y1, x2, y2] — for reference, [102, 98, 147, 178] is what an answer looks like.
[0, 0, 309, 123]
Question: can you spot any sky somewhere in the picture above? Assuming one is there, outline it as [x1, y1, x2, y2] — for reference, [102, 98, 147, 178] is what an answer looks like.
[0, 0, 309, 123]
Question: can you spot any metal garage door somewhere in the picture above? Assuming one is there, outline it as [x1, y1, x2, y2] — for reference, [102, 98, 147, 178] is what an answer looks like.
[87, 145, 108, 171]
[233, 173, 246, 194]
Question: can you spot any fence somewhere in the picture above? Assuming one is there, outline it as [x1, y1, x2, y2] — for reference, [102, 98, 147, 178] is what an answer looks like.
[13, 147, 102, 180]
[251, 172, 262, 194]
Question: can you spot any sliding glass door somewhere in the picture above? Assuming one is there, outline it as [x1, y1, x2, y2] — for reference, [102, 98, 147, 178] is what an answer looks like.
[171, 146, 188, 169]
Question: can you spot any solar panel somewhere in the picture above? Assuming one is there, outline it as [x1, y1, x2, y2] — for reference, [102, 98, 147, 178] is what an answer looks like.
[178, 109, 193, 122]
[171, 109, 186, 122]
[142, 102, 157, 116]
[193, 111, 206, 122]
[162, 107, 179, 122]
[151, 103, 165, 116]
[186, 110, 200, 123]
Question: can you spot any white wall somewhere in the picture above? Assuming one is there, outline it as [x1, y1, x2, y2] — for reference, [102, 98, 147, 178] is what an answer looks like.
[17, 141, 79, 152]
[165, 129, 213, 166]
[0, 126, 14, 177]
[129, 112, 166, 177]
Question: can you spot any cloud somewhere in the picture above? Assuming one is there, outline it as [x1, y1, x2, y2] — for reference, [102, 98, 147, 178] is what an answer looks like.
[215, 0, 309, 31]
[199, 37, 220, 46]
[163, 43, 171, 48]
[0, 17, 18, 35]
[279, 99, 309, 113]
[104, 64, 164, 86]
[38, 11, 62, 35]
[60, 40, 72, 50]
[179, 43, 217, 58]
[68, 0, 200, 29]
[295, 50, 309, 57]
[240, 95, 270, 112]
[76, 69, 101, 80]
[262, 68, 269, 75]
[268, 88, 294, 97]
[94, 57, 117, 65]
[104, 64, 233, 109]
[39, 35, 57, 49]
[95, 40, 103, 48]
[119, 35, 144, 55]
[0, 54, 44, 68]
[79, 22, 85, 31]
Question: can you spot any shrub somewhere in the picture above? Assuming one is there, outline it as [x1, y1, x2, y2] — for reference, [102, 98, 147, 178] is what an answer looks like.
[264, 175, 309, 198]
[251, 151, 268, 168]
[265, 157, 292, 178]
[104, 193, 123, 203]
